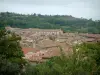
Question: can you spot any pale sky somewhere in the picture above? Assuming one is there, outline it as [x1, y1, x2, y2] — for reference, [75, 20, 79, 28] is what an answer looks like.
[0, 0, 100, 20]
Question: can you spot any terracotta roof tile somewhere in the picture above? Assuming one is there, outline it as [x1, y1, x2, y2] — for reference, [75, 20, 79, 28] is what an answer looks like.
[22, 47, 39, 54]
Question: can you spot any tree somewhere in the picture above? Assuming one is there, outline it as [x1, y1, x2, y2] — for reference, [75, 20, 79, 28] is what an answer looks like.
[74, 42, 100, 74]
[0, 29, 26, 75]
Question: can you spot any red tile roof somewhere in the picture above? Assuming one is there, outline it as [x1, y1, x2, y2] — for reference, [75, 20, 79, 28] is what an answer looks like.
[22, 48, 39, 54]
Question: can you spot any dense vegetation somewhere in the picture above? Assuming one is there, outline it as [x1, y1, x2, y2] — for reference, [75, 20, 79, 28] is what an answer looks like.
[0, 12, 100, 33]
[25, 42, 100, 75]
[0, 29, 26, 75]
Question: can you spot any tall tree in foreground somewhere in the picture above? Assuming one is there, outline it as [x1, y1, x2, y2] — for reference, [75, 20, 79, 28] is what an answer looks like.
[0, 29, 25, 75]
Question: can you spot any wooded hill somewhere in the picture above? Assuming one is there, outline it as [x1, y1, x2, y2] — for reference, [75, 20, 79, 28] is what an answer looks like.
[0, 12, 100, 33]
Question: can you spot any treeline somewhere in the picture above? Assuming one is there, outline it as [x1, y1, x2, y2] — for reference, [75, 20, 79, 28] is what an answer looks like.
[0, 12, 100, 33]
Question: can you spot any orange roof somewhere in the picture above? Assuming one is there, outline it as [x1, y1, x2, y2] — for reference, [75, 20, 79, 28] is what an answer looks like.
[22, 48, 39, 54]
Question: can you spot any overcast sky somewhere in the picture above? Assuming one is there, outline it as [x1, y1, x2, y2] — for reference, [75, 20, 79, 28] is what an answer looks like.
[0, 0, 100, 20]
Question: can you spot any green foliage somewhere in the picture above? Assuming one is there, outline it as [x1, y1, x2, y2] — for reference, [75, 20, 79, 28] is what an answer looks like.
[0, 29, 26, 75]
[73, 42, 100, 74]
[0, 12, 100, 33]
[25, 42, 100, 75]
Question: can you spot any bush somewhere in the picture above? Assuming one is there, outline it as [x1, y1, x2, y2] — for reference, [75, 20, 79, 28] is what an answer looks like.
[25, 42, 100, 75]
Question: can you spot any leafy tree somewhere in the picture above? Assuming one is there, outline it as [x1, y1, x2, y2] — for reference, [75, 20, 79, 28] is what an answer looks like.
[0, 29, 26, 75]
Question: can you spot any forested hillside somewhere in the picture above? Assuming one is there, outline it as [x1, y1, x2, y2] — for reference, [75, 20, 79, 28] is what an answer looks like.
[0, 12, 100, 33]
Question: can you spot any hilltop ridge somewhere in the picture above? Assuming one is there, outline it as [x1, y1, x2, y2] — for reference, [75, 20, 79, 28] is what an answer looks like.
[0, 12, 100, 33]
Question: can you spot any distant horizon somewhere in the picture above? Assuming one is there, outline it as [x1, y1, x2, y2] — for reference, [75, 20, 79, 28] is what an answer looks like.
[1, 11, 98, 21]
[1, 0, 100, 20]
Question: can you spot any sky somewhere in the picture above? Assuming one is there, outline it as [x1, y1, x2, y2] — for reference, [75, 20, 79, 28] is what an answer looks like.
[0, 0, 100, 20]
